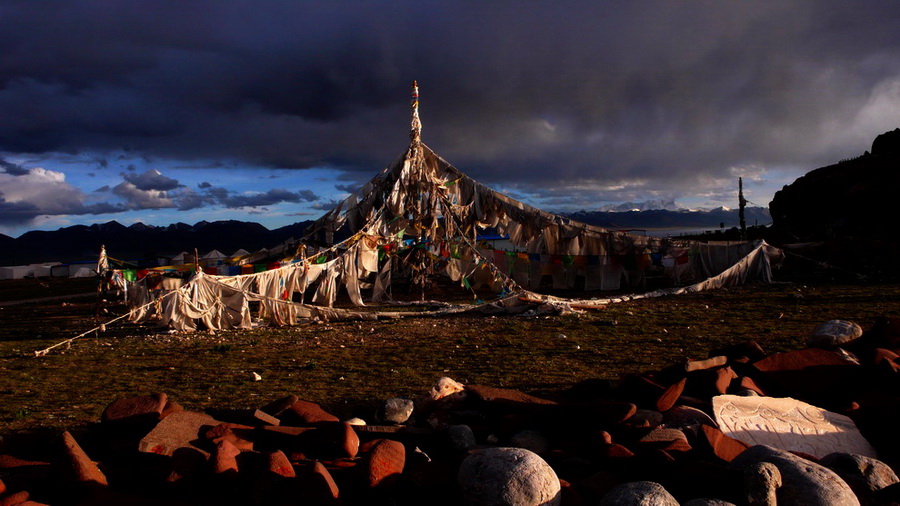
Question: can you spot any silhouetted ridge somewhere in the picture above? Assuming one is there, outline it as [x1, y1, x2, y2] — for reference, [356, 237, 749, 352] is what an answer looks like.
[0, 220, 313, 266]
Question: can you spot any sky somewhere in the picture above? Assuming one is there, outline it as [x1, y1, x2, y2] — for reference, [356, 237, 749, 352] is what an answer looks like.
[1, 1, 899, 238]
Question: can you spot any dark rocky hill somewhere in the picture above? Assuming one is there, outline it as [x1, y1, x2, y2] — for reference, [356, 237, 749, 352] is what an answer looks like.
[768, 128, 900, 273]
[1, 220, 313, 266]
[769, 128, 900, 241]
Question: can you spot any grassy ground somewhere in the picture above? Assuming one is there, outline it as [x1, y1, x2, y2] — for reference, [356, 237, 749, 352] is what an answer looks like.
[1, 275, 899, 434]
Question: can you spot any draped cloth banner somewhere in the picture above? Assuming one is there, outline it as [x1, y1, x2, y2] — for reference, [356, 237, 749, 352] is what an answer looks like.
[120, 82, 783, 331]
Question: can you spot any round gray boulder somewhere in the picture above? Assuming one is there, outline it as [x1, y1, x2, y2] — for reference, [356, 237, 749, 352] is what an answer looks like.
[457, 447, 561, 505]
[807, 320, 863, 348]
[448, 424, 477, 452]
[599, 481, 679, 506]
[382, 397, 414, 424]
[821, 452, 899, 505]
[731, 445, 859, 505]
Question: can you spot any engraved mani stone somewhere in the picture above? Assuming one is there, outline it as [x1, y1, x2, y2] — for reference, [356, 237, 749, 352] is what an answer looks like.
[712, 395, 877, 459]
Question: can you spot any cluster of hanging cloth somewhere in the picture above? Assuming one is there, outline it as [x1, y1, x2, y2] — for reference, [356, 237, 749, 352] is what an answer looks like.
[113, 82, 783, 332]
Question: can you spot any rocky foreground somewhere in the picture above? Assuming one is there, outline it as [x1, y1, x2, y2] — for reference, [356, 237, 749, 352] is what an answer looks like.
[1, 318, 900, 505]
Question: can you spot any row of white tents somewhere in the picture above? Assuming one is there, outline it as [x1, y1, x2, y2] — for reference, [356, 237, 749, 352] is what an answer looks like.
[0, 263, 96, 280]
[0, 247, 255, 280]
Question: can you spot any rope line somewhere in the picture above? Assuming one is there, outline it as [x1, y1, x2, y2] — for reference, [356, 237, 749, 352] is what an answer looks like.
[32, 289, 179, 357]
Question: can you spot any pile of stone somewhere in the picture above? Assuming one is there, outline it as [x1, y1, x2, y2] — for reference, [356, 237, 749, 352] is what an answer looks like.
[2, 317, 900, 505]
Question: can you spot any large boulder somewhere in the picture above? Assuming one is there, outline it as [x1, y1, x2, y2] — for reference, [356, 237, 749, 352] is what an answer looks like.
[807, 320, 864, 348]
[599, 481, 679, 506]
[820, 452, 899, 505]
[457, 447, 561, 505]
[731, 445, 859, 505]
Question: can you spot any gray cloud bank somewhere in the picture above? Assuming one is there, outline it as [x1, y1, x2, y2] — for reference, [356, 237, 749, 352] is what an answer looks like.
[2, 1, 900, 220]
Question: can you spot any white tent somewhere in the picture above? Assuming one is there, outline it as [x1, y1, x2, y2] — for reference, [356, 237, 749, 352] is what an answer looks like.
[31, 263, 60, 278]
[0, 265, 33, 280]
[72, 267, 96, 278]
[202, 249, 227, 260]
[171, 251, 191, 265]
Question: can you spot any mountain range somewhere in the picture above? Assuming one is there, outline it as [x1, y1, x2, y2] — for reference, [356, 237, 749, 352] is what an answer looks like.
[0, 205, 770, 266]
[0, 220, 312, 266]
[563, 206, 769, 231]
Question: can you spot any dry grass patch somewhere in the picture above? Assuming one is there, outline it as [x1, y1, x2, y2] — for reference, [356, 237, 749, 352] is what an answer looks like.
[1, 278, 899, 432]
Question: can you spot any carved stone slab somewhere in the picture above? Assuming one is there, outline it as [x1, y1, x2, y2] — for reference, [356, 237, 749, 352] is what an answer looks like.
[712, 395, 877, 458]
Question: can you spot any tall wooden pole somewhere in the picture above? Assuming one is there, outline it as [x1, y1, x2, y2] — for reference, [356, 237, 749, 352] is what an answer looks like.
[739, 177, 747, 240]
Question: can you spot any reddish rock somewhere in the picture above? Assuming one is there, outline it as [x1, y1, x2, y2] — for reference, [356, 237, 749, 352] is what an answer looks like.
[138, 410, 220, 456]
[0, 456, 49, 469]
[465, 384, 557, 406]
[559, 478, 587, 506]
[166, 447, 207, 484]
[873, 348, 900, 378]
[250, 409, 281, 426]
[211, 440, 240, 474]
[282, 400, 339, 425]
[364, 439, 405, 489]
[686, 355, 728, 372]
[0, 490, 29, 506]
[734, 376, 764, 395]
[60, 431, 108, 486]
[656, 378, 686, 412]
[311, 422, 359, 459]
[752, 348, 862, 403]
[592, 430, 634, 459]
[300, 461, 340, 504]
[873, 347, 900, 363]
[273, 422, 360, 460]
[613, 375, 665, 409]
[638, 428, 692, 452]
[699, 425, 749, 462]
[160, 400, 183, 420]
[0, 478, 5, 495]
[266, 450, 296, 478]
[598, 443, 635, 459]
[206, 408, 281, 427]
[260, 394, 299, 417]
[203, 423, 254, 451]
[100, 393, 167, 424]
[596, 431, 613, 445]
[715, 367, 738, 394]
[754, 347, 857, 372]
[257, 425, 315, 438]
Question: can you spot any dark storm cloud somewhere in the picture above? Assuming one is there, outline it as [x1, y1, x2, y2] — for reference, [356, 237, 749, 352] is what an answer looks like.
[334, 183, 361, 193]
[219, 188, 320, 209]
[0, 186, 123, 225]
[122, 169, 182, 191]
[1, 1, 900, 196]
[0, 157, 29, 176]
[0, 197, 42, 224]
